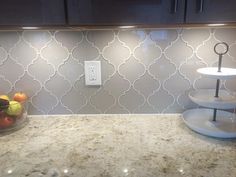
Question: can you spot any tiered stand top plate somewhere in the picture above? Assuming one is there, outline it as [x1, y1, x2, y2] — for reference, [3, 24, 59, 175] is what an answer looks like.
[189, 89, 236, 109]
[197, 67, 236, 79]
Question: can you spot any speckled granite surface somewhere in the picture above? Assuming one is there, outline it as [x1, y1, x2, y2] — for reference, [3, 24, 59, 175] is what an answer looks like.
[0, 114, 236, 177]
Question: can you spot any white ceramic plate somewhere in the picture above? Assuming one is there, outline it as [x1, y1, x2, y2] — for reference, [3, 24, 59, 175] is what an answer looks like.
[182, 108, 236, 138]
[189, 89, 236, 109]
[197, 67, 236, 79]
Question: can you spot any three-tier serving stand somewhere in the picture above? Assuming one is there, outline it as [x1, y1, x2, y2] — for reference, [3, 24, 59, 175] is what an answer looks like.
[183, 42, 236, 138]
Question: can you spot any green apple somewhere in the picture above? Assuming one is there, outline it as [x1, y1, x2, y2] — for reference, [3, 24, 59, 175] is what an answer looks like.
[6, 101, 22, 116]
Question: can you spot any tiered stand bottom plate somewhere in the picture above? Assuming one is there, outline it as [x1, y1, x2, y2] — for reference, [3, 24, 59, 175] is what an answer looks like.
[183, 108, 236, 138]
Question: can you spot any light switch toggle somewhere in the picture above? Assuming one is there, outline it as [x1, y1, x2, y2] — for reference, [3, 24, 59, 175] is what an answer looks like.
[84, 61, 101, 86]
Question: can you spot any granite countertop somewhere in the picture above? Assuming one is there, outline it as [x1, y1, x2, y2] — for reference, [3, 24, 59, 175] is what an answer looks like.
[0, 114, 236, 177]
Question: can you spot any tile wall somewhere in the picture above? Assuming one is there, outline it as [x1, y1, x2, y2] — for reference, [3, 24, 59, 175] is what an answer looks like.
[0, 28, 236, 114]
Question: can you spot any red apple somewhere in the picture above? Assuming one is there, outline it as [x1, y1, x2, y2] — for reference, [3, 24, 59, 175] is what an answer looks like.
[13, 92, 27, 103]
[0, 116, 15, 128]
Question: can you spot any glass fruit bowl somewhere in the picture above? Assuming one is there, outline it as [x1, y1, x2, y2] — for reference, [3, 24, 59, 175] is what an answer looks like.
[0, 95, 28, 133]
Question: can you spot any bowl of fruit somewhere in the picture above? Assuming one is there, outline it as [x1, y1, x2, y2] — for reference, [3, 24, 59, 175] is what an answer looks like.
[0, 92, 28, 133]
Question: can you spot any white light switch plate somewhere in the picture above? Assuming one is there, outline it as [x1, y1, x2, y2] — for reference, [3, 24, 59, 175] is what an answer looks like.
[84, 61, 102, 86]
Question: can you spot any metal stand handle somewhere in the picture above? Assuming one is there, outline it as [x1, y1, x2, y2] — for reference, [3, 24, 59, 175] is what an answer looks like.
[212, 42, 229, 121]
[214, 42, 229, 72]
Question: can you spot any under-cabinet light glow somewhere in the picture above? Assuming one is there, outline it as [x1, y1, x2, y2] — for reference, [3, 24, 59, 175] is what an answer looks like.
[119, 26, 136, 29]
[207, 24, 226, 27]
[21, 27, 40, 30]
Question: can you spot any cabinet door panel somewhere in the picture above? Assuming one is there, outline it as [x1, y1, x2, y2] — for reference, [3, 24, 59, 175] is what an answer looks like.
[67, 0, 185, 25]
[186, 0, 236, 23]
[0, 0, 65, 26]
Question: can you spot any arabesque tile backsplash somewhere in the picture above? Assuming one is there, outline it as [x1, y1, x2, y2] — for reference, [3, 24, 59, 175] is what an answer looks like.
[0, 28, 236, 115]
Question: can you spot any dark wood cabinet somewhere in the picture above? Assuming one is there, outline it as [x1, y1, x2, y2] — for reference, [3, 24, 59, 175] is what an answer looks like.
[67, 0, 186, 25]
[0, 0, 66, 26]
[1, 0, 236, 27]
[186, 0, 236, 23]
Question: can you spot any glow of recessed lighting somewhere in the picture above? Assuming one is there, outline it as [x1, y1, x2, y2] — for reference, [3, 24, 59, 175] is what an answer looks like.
[22, 27, 40, 30]
[178, 168, 184, 174]
[7, 170, 13, 174]
[122, 168, 129, 176]
[207, 24, 226, 27]
[119, 26, 136, 29]
[63, 169, 69, 174]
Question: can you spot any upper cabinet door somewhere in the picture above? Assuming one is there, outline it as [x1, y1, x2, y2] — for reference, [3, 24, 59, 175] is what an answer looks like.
[186, 0, 236, 23]
[67, 0, 185, 25]
[0, 0, 66, 26]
